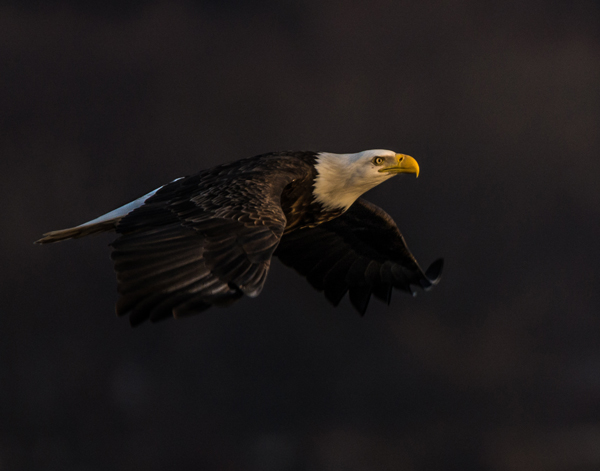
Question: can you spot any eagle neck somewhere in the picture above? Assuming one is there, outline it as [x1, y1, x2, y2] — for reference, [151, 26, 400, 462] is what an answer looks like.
[312, 152, 369, 211]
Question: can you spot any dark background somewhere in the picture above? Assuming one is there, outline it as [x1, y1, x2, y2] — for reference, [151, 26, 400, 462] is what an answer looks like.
[2, 1, 599, 469]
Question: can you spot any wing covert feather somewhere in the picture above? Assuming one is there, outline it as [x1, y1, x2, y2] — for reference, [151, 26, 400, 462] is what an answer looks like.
[111, 156, 310, 325]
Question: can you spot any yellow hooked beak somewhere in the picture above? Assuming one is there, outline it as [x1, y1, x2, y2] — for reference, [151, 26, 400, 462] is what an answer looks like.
[378, 154, 419, 177]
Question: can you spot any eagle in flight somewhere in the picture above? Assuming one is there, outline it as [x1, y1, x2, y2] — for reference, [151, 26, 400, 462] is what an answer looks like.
[37, 150, 443, 326]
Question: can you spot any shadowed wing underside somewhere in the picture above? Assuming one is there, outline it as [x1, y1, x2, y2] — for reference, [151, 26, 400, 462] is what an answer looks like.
[274, 198, 443, 315]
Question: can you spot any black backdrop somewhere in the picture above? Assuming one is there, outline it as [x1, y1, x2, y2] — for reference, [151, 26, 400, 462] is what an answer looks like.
[2, 1, 600, 469]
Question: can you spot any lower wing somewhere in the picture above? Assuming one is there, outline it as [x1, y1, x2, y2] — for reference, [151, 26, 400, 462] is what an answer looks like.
[274, 198, 443, 315]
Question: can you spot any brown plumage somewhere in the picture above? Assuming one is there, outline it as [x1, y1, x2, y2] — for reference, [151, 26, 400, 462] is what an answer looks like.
[36, 150, 443, 325]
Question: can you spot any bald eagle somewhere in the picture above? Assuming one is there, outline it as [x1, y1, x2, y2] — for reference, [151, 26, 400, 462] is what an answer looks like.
[37, 150, 443, 325]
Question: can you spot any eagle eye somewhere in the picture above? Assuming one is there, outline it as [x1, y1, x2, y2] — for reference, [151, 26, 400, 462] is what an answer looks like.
[372, 157, 385, 166]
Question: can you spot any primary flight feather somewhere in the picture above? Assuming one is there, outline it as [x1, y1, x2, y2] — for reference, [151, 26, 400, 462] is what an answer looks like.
[36, 150, 443, 325]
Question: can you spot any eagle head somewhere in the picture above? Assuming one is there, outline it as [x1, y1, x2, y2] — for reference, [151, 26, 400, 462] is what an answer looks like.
[313, 149, 419, 211]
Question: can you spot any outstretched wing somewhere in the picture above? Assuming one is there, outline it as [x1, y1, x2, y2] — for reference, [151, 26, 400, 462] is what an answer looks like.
[111, 158, 307, 326]
[274, 198, 443, 315]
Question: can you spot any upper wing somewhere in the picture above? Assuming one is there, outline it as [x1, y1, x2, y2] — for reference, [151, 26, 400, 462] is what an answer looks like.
[111, 159, 307, 326]
[274, 198, 443, 315]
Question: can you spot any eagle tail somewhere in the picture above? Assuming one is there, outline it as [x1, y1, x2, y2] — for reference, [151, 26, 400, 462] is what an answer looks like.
[34, 185, 169, 244]
[35, 218, 119, 244]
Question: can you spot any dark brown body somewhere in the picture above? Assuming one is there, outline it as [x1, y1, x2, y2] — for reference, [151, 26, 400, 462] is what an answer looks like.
[37, 151, 442, 325]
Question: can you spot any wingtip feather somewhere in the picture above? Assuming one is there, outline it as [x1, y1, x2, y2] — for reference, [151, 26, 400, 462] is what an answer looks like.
[425, 258, 444, 283]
